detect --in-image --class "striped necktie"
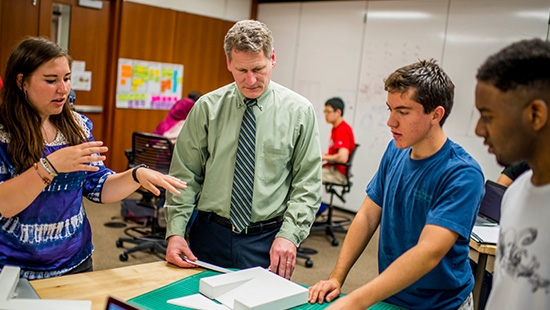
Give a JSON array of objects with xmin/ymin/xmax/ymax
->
[{"xmin": 230, "ymin": 98, "xmax": 257, "ymax": 233}]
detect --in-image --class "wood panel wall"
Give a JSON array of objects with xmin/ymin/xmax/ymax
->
[
  {"xmin": 66, "ymin": 2, "xmax": 112, "ymax": 141},
  {"xmin": 0, "ymin": 0, "xmax": 111, "ymax": 141},
  {"xmin": 108, "ymin": 2, "xmax": 235, "ymax": 172},
  {"xmin": 0, "ymin": 0, "xmax": 40, "ymax": 75},
  {"xmin": 0, "ymin": 0, "xmax": 239, "ymax": 172}
]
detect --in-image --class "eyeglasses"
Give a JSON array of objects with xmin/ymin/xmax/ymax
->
[{"xmin": 323, "ymin": 109, "xmax": 335, "ymax": 114}]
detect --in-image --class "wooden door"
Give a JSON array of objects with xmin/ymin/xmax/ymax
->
[{"xmin": 0, "ymin": 0, "xmax": 41, "ymax": 75}]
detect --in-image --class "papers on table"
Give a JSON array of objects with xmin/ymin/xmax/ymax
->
[
  {"xmin": 471, "ymin": 224, "xmax": 499, "ymax": 245},
  {"xmin": 183, "ymin": 257, "xmax": 234, "ymax": 274}
]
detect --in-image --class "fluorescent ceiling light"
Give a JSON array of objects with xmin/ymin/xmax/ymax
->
[{"xmin": 368, "ymin": 11, "xmax": 431, "ymax": 20}]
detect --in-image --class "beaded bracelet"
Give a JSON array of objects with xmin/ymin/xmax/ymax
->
[
  {"xmin": 132, "ymin": 164, "xmax": 149, "ymax": 183},
  {"xmin": 34, "ymin": 162, "xmax": 52, "ymax": 185},
  {"xmin": 40, "ymin": 157, "xmax": 58, "ymax": 178},
  {"xmin": 44, "ymin": 157, "xmax": 59, "ymax": 175}
]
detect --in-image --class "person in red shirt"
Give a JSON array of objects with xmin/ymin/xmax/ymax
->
[{"xmin": 322, "ymin": 97, "xmax": 356, "ymax": 184}]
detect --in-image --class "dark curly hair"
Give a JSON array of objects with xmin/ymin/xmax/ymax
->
[{"xmin": 477, "ymin": 38, "xmax": 550, "ymax": 92}]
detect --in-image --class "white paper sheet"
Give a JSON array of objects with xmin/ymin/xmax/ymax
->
[{"xmin": 472, "ymin": 225, "xmax": 500, "ymax": 244}]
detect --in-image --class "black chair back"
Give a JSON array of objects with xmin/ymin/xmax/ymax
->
[
  {"xmin": 342, "ymin": 143, "xmax": 360, "ymax": 186},
  {"xmin": 325, "ymin": 144, "xmax": 360, "ymax": 194},
  {"xmin": 129, "ymin": 132, "xmax": 174, "ymax": 174},
  {"xmin": 312, "ymin": 144, "xmax": 360, "ymax": 247}
]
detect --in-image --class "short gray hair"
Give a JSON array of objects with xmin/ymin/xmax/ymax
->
[{"xmin": 224, "ymin": 20, "xmax": 273, "ymax": 62}]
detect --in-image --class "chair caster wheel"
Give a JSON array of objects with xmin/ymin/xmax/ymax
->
[
  {"xmin": 116, "ymin": 240, "xmax": 123, "ymax": 248},
  {"xmin": 119, "ymin": 253, "xmax": 128, "ymax": 261},
  {"xmin": 331, "ymin": 239, "xmax": 339, "ymax": 246},
  {"xmin": 305, "ymin": 259, "xmax": 314, "ymax": 268}
]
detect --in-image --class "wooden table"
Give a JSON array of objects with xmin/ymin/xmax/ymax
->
[
  {"xmin": 30, "ymin": 261, "xmax": 202, "ymax": 310},
  {"xmin": 469, "ymin": 239, "xmax": 496, "ymax": 310}
]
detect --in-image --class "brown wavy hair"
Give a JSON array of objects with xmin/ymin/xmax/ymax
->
[
  {"xmin": 0, "ymin": 37, "xmax": 87, "ymax": 174},
  {"xmin": 384, "ymin": 59, "xmax": 454, "ymax": 126}
]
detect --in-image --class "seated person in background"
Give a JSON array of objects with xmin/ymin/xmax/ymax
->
[
  {"xmin": 0, "ymin": 37, "xmax": 186, "ymax": 280},
  {"xmin": 154, "ymin": 91, "xmax": 202, "ymax": 143},
  {"xmin": 308, "ymin": 59, "xmax": 484, "ymax": 310},
  {"xmin": 321, "ymin": 97, "xmax": 356, "ymax": 185},
  {"xmin": 495, "ymin": 161, "xmax": 530, "ymax": 187}
]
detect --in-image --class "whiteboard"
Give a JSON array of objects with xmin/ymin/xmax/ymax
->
[
  {"xmin": 257, "ymin": 2, "xmax": 301, "ymax": 89},
  {"xmin": 442, "ymin": 0, "xmax": 550, "ymax": 186},
  {"xmin": 351, "ymin": 0, "xmax": 450, "ymax": 212},
  {"xmin": 258, "ymin": 0, "xmax": 550, "ymax": 213},
  {"xmin": 291, "ymin": 1, "xmax": 367, "ymax": 154}
]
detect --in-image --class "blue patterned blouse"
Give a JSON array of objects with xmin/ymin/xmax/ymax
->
[{"xmin": 0, "ymin": 112, "xmax": 114, "ymax": 279}]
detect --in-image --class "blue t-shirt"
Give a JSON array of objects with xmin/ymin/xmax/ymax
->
[
  {"xmin": 367, "ymin": 139, "xmax": 484, "ymax": 310},
  {"xmin": 0, "ymin": 113, "xmax": 114, "ymax": 279}
]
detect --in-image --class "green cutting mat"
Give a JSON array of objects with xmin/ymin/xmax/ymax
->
[{"xmin": 128, "ymin": 270, "xmax": 406, "ymax": 310}]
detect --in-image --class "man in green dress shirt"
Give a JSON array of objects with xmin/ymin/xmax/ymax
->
[{"xmin": 164, "ymin": 20, "xmax": 322, "ymax": 279}]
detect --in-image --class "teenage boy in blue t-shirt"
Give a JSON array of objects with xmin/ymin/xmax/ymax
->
[{"xmin": 309, "ymin": 59, "xmax": 484, "ymax": 310}]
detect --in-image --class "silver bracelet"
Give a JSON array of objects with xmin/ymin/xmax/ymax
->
[{"xmin": 40, "ymin": 158, "xmax": 58, "ymax": 178}]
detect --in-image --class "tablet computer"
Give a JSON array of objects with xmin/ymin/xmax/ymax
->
[{"xmin": 105, "ymin": 296, "xmax": 143, "ymax": 310}]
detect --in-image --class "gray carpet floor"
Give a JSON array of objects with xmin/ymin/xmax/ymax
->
[{"xmin": 85, "ymin": 195, "xmax": 379, "ymax": 294}]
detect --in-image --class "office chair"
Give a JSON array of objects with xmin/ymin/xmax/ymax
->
[
  {"xmin": 311, "ymin": 144, "xmax": 360, "ymax": 246},
  {"xmin": 296, "ymin": 247, "xmax": 315, "ymax": 268},
  {"xmin": 116, "ymin": 132, "xmax": 174, "ymax": 261}
]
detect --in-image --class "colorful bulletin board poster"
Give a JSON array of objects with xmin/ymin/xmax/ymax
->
[{"xmin": 116, "ymin": 58, "xmax": 184, "ymax": 110}]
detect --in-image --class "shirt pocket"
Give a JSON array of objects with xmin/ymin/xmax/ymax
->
[{"xmin": 258, "ymin": 145, "xmax": 291, "ymax": 182}]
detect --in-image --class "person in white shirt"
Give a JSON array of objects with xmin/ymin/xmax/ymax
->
[{"xmin": 475, "ymin": 38, "xmax": 550, "ymax": 309}]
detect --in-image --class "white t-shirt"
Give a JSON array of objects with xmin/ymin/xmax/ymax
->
[{"xmin": 486, "ymin": 170, "xmax": 550, "ymax": 309}]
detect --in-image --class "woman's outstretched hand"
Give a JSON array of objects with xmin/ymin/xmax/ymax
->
[{"xmin": 133, "ymin": 168, "xmax": 187, "ymax": 196}]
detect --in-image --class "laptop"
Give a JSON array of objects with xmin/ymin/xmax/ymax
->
[
  {"xmin": 475, "ymin": 180, "xmax": 507, "ymax": 225},
  {"xmin": 105, "ymin": 296, "xmax": 144, "ymax": 310}
]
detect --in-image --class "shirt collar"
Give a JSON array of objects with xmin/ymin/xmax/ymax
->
[{"xmin": 236, "ymin": 82, "xmax": 272, "ymax": 111}]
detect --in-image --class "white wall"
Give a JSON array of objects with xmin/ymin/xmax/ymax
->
[
  {"xmin": 259, "ymin": 0, "xmax": 550, "ymax": 212},
  {"xmin": 125, "ymin": 0, "xmax": 252, "ymax": 21}
]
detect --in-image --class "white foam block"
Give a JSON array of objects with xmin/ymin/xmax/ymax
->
[
  {"xmin": 200, "ymin": 267, "xmax": 308, "ymax": 310},
  {"xmin": 199, "ymin": 267, "xmax": 259, "ymax": 299},
  {"xmin": 167, "ymin": 294, "xmax": 230, "ymax": 310}
]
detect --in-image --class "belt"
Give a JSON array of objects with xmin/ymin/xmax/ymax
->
[{"xmin": 201, "ymin": 211, "xmax": 283, "ymax": 235}]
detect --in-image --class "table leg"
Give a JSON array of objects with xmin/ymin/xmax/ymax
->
[{"xmin": 473, "ymin": 253, "xmax": 488, "ymax": 310}]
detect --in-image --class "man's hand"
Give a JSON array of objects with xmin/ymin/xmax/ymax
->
[
  {"xmin": 165, "ymin": 235, "xmax": 198, "ymax": 267},
  {"xmin": 308, "ymin": 278, "xmax": 342, "ymax": 304},
  {"xmin": 269, "ymin": 237, "xmax": 296, "ymax": 279}
]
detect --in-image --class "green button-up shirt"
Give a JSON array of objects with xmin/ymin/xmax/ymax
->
[{"xmin": 165, "ymin": 81, "xmax": 322, "ymax": 246}]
